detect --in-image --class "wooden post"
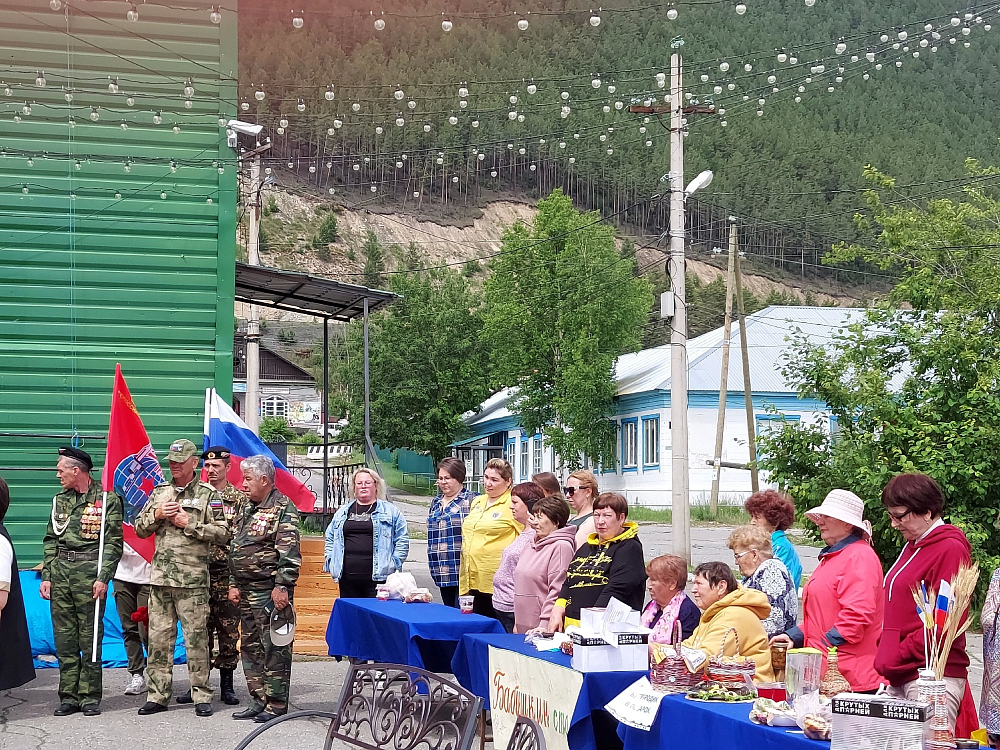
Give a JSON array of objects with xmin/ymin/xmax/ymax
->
[
  {"xmin": 709, "ymin": 219, "xmax": 737, "ymax": 513},
  {"xmin": 734, "ymin": 241, "xmax": 760, "ymax": 493}
]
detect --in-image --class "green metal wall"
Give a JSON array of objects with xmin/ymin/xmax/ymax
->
[{"xmin": 0, "ymin": 0, "xmax": 238, "ymax": 565}]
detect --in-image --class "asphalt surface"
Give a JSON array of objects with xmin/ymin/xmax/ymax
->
[{"xmin": 1, "ymin": 495, "xmax": 984, "ymax": 749}]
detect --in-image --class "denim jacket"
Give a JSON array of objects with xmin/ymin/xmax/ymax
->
[{"xmin": 323, "ymin": 498, "xmax": 409, "ymax": 582}]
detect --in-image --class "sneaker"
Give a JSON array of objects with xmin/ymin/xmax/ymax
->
[{"xmin": 124, "ymin": 673, "xmax": 147, "ymax": 695}]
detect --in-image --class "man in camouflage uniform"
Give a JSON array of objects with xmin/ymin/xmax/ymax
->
[
  {"xmin": 134, "ymin": 439, "xmax": 229, "ymax": 717},
  {"xmin": 175, "ymin": 446, "xmax": 243, "ymax": 706},
  {"xmin": 228, "ymin": 454, "xmax": 301, "ymax": 723},
  {"xmin": 40, "ymin": 446, "xmax": 123, "ymax": 717}
]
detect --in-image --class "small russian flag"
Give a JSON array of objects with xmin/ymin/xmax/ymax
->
[{"xmin": 935, "ymin": 579, "xmax": 952, "ymax": 629}]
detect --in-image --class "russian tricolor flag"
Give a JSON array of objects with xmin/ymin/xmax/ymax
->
[
  {"xmin": 203, "ymin": 389, "xmax": 317, "ymax": 512},
  {"xmin": 935, "ymin": 579, "xmax": 952, "ymax": 629}
]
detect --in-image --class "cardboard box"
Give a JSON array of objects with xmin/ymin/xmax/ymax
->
[
  {"xmin": 570, "ymin": 630, "xmax": 650, "ymax": 672},
  {"xmin": 579, "ymin": 607, "xmax": 640, "ymax": 632}
]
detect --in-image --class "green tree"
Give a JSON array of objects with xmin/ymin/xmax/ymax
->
[
  {"xmin": 335, "ymin": 265, "xmax": 490, "ymax": 462},
  {"xmin": 315, "ymin": 212, "xmax": 339, "ymax": 245},
  {"xmin": 362, "ymin": 230, "xmax": 386, "ymax": 288},
  {"xmin": 259, "ymin": 416, "xmax": 295, "ymax": 443},
  {"xmin": 482, "ymin": 189, "xmax": 653, "ymax": 469},
  {"xmin": 759, "ymin": 162, "xmax": 1000, "ymax": 609}
]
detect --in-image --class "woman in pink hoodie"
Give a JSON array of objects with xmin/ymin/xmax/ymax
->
[
  {"xmin": 513, "ymin": 495, "xmax": 577, "ymax": 633},
  {"xmin": 877, "ymin": 473, "xmax": 974, "ymax": 736}
]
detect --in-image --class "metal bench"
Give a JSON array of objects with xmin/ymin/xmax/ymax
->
[
  {"xmin": 505, "ymin": 717, "xmax": 546, "ymax": 750},
  {"xmin": 234, "ymin": 662, "xmax": 483, "ymax": 750}
]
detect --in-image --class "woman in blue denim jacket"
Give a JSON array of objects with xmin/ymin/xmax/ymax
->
[{"xmin": 324, "ymin": 468, "xmax": 409, "ymax": 598}]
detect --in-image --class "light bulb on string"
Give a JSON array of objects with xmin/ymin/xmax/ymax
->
[
  {"xmin": 458, "ymin": 86, "xmax": 469, "ymax": 98},
  {"xmin": 325, "ymin": 86, "xmax": 335, "ymax": 101},
  {"xmin": 667, "ymin": 7, "xmax": 678, "ymax": 20},
  {"xmin": 277, "ymin": 127, "xmax": 285, "ymax": 135},
  {"xmin": 509, "ymin": 95, "xmax": 518, "ymax": 104},
  {"xmin": 508, "ymin": 111, "xmax": 517, "ymax": 120},
  {"xmin": 744, "ymin": 63, "xmax": 753, "ymax": 71},
  {"xmin": 374, "ymin": 17, "xmax": 385, "ymax": 30},
  {"xmin": 517, "ymin": 114, "xmax": 524, "ymax": 122},
  {"xmin": 777, "ymin": 51, "xmax": 787, "ymax": 63},
  {"xmin": 442, "ymin": 18, "xmax": 453, "ymax": 31},
  {"xmin": 126, "ymin": 95, "xmax": 135, "ymax": 106},
  {"xmin": 26, "ymin": 157, "xmax": 33, "ymax": 167},
  {"xmin": 292, "ymin": 11, "xmax": 304, "ymax": 29},
  {"xmin": 109, "ymin": 77, "xmax": 119, "ymax": 94},
  {"xmin": 352, "ymin": 102, "xmax": 360, "ymax": 112},
  {"xmin": 21, "ymin": 185, "xmax": 29, "ymax": 194},
  {"xmin": 767, "ymin": 74, "xmax": 776, "ymax": 84},
  {"xmin": 836, "ymin": 41, "xmax": 847, "ymax": 54},
  {"xmin": 592, "ymin": 77, "xmax": 602, "ymax": 88},
  {"xmin": 608, "ymin": 83, "xmax": 616, "ymax": 93},
  {"xmin": 160, "ymin": 191, "xmax": 167, "ymax": 199},
  {"xmin": 449, "ymin": 115, "xmax": 458, "ymax": 125},
  {"xmin": 327, "ymin": 127, "xmax": 335, "ymax": 135},
  {"xmin": 287, "ymin": 161, "xmax": 294, "ymax": 169},
  {"xmin": 375, "ymin": 126, "xmax": 383, "ymax": 134},
  {"xmin": 124, "ymin": 160, "xmax": 131, "ymax": 173},
  {"xmin": 22, "ymin": 103, "xmax": 31, "ymax": 116},
  {"xmin": 68, "ymin": 116, "xmax": 75, "ymax": 128},
  {"xmin": 517, "ymin": 18, "xmax": 529, "ymax": 31},
  {"xmin": 459, "ymin": 100, "xmax": 467, "ymax": 108},
  {"xmin": 590, "ymin": 12, "xmax": 601, "ymax": 27},
  {"xmin": 255, "ymin": 88, "xmax": 265, "ymax": 101},
  {"xmin": 471, "ymin": 120, "xmax": 479, "ymax": 127},
  {"xmin": 898, "ymin": 30, "xmax": 907, "ymax": 40},
  {"xmin": 279, "ymin": 117, "xmax": 288, "ymax": 129},
  {"xmin": 962, "ymin": 26, "xmax": 971, "ymax": 35},
  {"xmin": 50, "ymin": 0, "xmax": 62, "ymax": 9},
  {"xmin": 173, "ymin": 125, "xmax": 180, "ymax": 134},
  {"xmin": 491, "ymin": 170, "xmax": 497, "ymax": 177},
  {"xmin": 153, "ymin": 111, "xmax": 162, "ymax": 124},
  {"xmin": 866, "ymin": 51, "xmax": 876, "ymax": 62},
  {"xmin": 423, "ymin": 123, "xmax": 431, "ymax": 132},
  {"xmin": 615, "ymin": 100, "xmax": 623, "ymax": 109},
  {"xmin": 394, "ymin": 89, "xmax": 404, "ymax": 101},
  {"xmin": 395, "ymin": 117, "xmax": 404, "ymax": 126},
  {"xmin": 210, "ymin": 6, "xmax": 222, "ymax": 24},
  {"xmin": 790, "ymin": 55, "xmax": 798, "ymax": 63},
  {"xmin": 127, "ymin": 3, "xmax": 139, "ymax": 22},
  {"xmin": 735, "ymin": 2, "xmax": 746, "ymax": 14},
  {"xmin": 120, "ymin": 121, "xmax": 128, "ymax": 130},
  {"xmin": 719, "ymin": 61, "xmax": 730, "ymax": 72},
  {"xmin": 603, "ymin": 104, "xmax": 610, "ymax": 113},
  {"xmin": 184, "ymin": 78, "xmax": 195, "ymax": 98},
  {"xmin": 3, "ymin": 84, "xmax": 11, "ymax": 97},
  {"xmin": 876, "ymin": 63, "xmax": 883, "ymax": 69},
  {"xmin": 35, "ymin": 71, "xmax": 46, "ymax": 87},
  {"xmin": 219, "ymin": 117, "xmax": 226, "ymax": 127},
  {"xmin": 297, "ymin": 99, "xmax": 306, "ymax": 112},
  {"xmin": 527, "ymin": 83, "xmax": 537, "ymax": 94},
  {"xmin": 308, "ymin": 165, "xmax": 316, "ymax": 173},
  {"xmin": 561, "ymin": 91, "xmax": 570, "ymax": 100}
]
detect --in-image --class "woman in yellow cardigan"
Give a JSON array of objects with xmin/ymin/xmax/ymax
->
[
  {"xmin": 459, "ymin": 458, "xmax": 523, "ymax": 618},
  {"xmin": 682, "ymin": 561, "xmax": 775, "ymax": 683}
]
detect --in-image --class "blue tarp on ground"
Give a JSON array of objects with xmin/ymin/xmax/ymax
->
[{"xmin": 20, "ymin": 570, "xmax": 187, "ymax": 668}]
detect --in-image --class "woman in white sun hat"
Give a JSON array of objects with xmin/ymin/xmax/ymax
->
[{"xmin": 770, "ymin": 489, "xmax": 884, "ymax": 693}]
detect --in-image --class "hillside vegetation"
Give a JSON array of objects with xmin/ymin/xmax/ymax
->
[{"xmin": 237, "ymin": 0, "xmax": 1000, "ymax": 268}]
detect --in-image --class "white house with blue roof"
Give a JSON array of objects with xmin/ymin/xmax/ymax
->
[{"xmin": 453, "ymin": 305, "xmax": 865, "ymax": 507}]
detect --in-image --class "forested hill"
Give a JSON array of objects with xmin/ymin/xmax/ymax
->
[{"xmin": 237, "ymin": 0, "xmax": 1000, "ymax": 253}]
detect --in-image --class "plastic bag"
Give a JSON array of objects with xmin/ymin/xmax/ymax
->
[
  {"xmin": 384, "ymin": 572, "xmax": 418, "ymax": 601},
  {"xmin": 794, "ymin": 690, "xmax": 832, "ymax": 740}
]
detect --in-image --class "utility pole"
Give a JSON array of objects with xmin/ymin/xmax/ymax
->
[
  {"xmin": 243, "ymin": 142, "xmax": 271, "ymax": 434},
  {"xmin": 734, "ymin": 247, "xmax": 760, "ymax": 493},
  {"xmin": 709, "ymin": 219, "xmax": 738, "ymax": 513},
  {"xmin": 666, "ymin": 52, "xmax": 692, "ymax": 562}
]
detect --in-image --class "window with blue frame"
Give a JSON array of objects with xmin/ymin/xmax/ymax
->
[
  {"xmin": 642, "ymin": 416, "xmax": 660, "ymax": 469},
  {"xmin": 621, "ymin": 418, "xmax": 639, "ymax": 471},
  {"xmin": 519, "ymin": 436, "xmax": 529, "ymax": 479},
  {"xmin": 532, "ymin": 436, "xmax": 543, "ymax": 475},
  {"xmin": 505, "ymin": 438, "xmax": 517, "ymax": 473}
]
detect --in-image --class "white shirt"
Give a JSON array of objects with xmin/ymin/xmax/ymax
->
[
  {"xmin": 0, "ymin": 534, "xmax": 13, "ymax": 592},
  {"xmin": 917, "ymin": 517, "xmax": 945, "ymax": 543},
  {"xmin": 114, "ymin": 542, "xmax": 152, "ymax": 584}
]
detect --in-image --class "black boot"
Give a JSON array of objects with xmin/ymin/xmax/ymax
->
[
  {"xmin": 175, "ymin": 689, "xmax": 193, "ymax": 704},
  {"xmin": 220, "ymin": 668, "xmax": 239, "ymax": 706}
]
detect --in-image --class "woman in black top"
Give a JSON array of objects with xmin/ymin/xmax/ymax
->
[
  {"xmin": 0, "ymin": 475, "xmax": 35, "ymax": 690},
  {"xmin": 339, "ymin": 473, "xmax": 379, "ymax": 598}
]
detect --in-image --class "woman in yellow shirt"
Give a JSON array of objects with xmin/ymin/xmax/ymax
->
[{"xmin": 460, "ymin": 458, "xmax": 522, "ymax": 617}]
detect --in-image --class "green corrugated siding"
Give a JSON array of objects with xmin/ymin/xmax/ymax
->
[{"xmin": 0, "ymin": 0, "xmax": 238, "ymax": 565}]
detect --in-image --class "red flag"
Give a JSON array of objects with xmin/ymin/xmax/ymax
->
[{"xmin": 103, "ymin": 364, "xmax": 164, "ymax": 562}]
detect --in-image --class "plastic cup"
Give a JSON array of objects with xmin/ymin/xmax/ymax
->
[{"xmin": 459, "ymin": 595, "xmax": 474, "ymax": 614}]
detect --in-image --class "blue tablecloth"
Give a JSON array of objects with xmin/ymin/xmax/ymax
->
[
  {"xmin": 325, "ymin": 598, "xmax": 505, "ymax": 673},
  {"xmin": 451, "ymin": 632, "xmax": 647, "ymax": 750},
  {"xmin": 619, "ymin": 693, "xmax": 828, "ymax": 750}
]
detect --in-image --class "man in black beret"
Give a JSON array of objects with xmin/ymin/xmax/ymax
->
[{"xmin": 40, "ymin": 447, "xmax": 123, "ymax": 717}]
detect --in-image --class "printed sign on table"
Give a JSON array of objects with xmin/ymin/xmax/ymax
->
[
  {"xmin": 489, "ymin": 646, "xmax": 584, "ymax": 750},
  {"xmin": 605, "ymin": 676, "xmax": 666, "ymax": 731}
]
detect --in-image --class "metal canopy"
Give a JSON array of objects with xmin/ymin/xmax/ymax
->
[{"xmin": 234, "ymin": 262, "xmax": 398, "ymax": 321}]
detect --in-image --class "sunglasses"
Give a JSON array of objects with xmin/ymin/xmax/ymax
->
[{"xmin": 564, "ymin": 486, "xmax": 584, "ymax": 495}]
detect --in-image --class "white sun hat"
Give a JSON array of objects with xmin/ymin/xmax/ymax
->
[{"xmin": 805, "ymin": 489, "xmax": 872, "ymax": 539}]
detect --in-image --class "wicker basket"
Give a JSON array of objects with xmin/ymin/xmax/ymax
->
[
  {"xmin": 649, "ymin": 620, "xmax": 698, "ymax": 694},
  {"xmin": 706, "ymin": 628, "xmax": 756, "ymax": 687}
]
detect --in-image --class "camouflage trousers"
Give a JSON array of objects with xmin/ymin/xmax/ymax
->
[
  {"xmin": 236, "ymin": 582, "xmax": 292, "ymax": 713},
  {"xmin": 113, "ymin": 579, "xmax": 149, "ymax": 676},
  {"xmin": 208, "ymin": 568, "xmax": 240, "ymax": 670},
  {"xmin": 147, "ymin": 585, "xmax": 212, "ymax": 706},
  {"xmin": 50, "ymin": 561, "xmax": 106, "ymax": 707}
]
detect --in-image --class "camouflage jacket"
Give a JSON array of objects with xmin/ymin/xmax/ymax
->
[
  {"xmin": 135, "ymin": 479, "xmax": 229, "ymax": 588},
  {"xmin": 209, "ymin": 483, "xmax": 246, "ymax": 568},
  {"xmin": 41, "ymin": 482, "xmax": 124, "ymax": 584},
  {"xmin": 229, "ymin": 488, "xmax": 301, "ymax": 590}
]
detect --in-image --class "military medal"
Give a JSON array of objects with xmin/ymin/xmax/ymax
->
[{"xmin": 50, "ymin": 496, "xmax": 71, "ymax": 536}]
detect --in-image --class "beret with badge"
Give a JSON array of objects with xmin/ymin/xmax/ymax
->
[
  {"xmin": 58, "ymin": 445, "xmax": 94, "ymax": 471},
  {"xmin": 201, "ymin": 445, "xmax": 231, "ymax": 460}
]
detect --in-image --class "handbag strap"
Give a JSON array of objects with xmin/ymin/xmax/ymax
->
[{"xmin": 716, "ymin": 627, "xmax": 740, "ymax": 657}]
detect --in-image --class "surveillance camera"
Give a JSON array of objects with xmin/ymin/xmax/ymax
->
[{"xmin": 228, "ymin": 120, "xmax": 263, "ymax": 137}]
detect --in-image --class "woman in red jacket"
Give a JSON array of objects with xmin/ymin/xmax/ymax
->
[
  {"xmin": 876, "ymin": 473, "xmax": 973, "ymax": 735},
  {"xmin": 771, "ymin": 489, "xmax": 883, "ymax": 692}
]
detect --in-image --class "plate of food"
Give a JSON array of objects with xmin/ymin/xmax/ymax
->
[{"xmin": 686, "ymin": 683, "xmax": 756, "ymax": 703}]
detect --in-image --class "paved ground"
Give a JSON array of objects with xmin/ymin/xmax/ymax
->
[{"xmin": 1, "ymin": 494, "xmax": 984, "ymax": 748}]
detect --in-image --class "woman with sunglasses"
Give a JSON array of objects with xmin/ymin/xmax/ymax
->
[
  {"xmin": 876, "ymin": 473, "xmax": 975, "ymax": 737},
  {"xmin": 564, "ymin": 470, "xmax": 598, "ymax": 549}
]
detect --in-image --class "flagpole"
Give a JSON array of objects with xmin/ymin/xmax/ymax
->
[{"xmin": 91, "ymin": 490, "xmax": 107, "ymax": 662}]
